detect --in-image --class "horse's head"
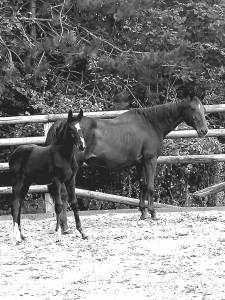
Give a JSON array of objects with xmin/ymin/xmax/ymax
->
[
  {"xmin": 183, "ymin": 96, "xmax": 208, "ymax": 137},
  {"xmin": 67, "ymin": 109, "xmax": 85, "ymax": 151}
]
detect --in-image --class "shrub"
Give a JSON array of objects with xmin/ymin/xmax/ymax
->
[{"xmin": 156, "ymin": 137, "xmax": 225, "ymax": 207}]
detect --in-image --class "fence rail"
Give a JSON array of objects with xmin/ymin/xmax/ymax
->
[
  {"xmin": 0, "ymin": 104, "xmax": 224, "ymax": 125},
  {"xmin": 1, "ymin": 154, "xmax": 225, "ymax": 172},
  {"xmin": 1, "ymin": 104, "xmax": 225, "ymax": 203},
  {"xmin": 0, "ymin": 185, "xmax": 178, "ymax": 208},
  {"xmin": 1, "ymin": 128, "xmax": 225, "ymax": 147}
]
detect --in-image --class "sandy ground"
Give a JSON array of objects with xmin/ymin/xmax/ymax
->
[{"xmin": 1, "ymin": 209, "xmax": 225, "ymax": 300}]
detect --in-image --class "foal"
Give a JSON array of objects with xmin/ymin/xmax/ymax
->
[{"xmin": 9, "ymin": 109, "xmax": 85, "ymax": 244}]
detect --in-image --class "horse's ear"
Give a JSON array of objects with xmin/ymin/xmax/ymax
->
[
  {"xmin": 68, "ymin": 110, "xmax": 73, "ymax": 122},
  {"xmin": 77, "ymin": 109, "xmax": 83, "ymax": 121}
]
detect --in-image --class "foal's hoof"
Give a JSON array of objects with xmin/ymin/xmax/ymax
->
[
  {"xmin": 82, "ymin": 234, "xmax": 88, "ymax": 240},
  {"xmin": 55, "ymin": 229, "xmax": 62, "ymax": 243},
  {"xmin": 15, "ymin": 240, "xmax": 22, "ymax": 246},
  {"xmin": 55, "ymin": 236, "xmax": 62, "ymax": 244}
]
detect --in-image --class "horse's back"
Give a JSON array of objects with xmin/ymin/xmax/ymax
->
[
  {"xmin": 10, "ymin": 144, "xmax": 51, "ymax": 170},
  {"xmin": 9, "ymin": 145, "xmax": 36, "ymax": 182},
  {"xmin": 9, "ymin": 145, "xmax": 35, "ymax": 167}
]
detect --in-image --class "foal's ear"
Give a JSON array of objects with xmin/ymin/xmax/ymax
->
[
  {"xmin": 68, "ymin": 109, "xmax": 73, "ymax": 122},
  {"xmin": 77, "ymin": 109, "xmax": 83, "ymax": 121}
]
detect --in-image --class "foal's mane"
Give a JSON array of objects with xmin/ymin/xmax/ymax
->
[{"xmin": 52, "ymin": 119, "xmax": 68, "ymax": 145}]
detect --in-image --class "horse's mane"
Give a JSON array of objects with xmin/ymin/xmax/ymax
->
[
  {"xmin": 133, "ymin": 100, "xmax": 183, "ymax": 123},
  {"xmin": 45, "ymin": 119, "xmax": 68, "ymax": 146}
]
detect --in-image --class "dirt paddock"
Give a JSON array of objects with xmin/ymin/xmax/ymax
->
[{"xmin": 1, "ymin": 208, "xmax": 225, "ymax": 299}]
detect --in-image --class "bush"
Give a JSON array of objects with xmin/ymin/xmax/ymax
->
[{"xmin": 156, "ymin": 137, "xmax": 225, "ymax": 207}]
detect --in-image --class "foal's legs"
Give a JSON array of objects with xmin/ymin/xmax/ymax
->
[
  {"xmin": 65, "ymin": 177, "xmax": 88, "ymax": 239},
  {"xmin": 48, "ymin": 179, "xmax": 63, "ymax": 242},
  {"xmin": 138, "ymin": 158, "xmax": 157, "ymax": 220},
  {"xmin": 11, "ymin": 178, "xmax": 29, "ymax": 244},
  {"xmin": 60, "ymin": 183, "xmax": 70, "ymax": 233}
]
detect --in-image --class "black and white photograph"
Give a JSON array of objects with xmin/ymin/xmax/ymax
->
[{"xmin": 0, "ymin": 0, "xmax": 225, "ymax": 299}]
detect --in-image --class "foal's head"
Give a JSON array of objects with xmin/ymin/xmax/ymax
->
[
  {"xmin": 67, "ymin": 109, "xmax": 85, "ymax": 151},
  {"xmin": 183, "ymin": 96, "xmax": 208, "ymax": 137}
]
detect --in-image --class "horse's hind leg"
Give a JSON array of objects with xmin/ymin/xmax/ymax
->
[
  {"xmin": 11, "ymin": 190, "xmax": 21, "ymax": 244},
  {"xmin": 11, "ymin": 178, "xmax": 29, "ymax": 244},
  {"xmin": 138, "ymin": 158, "xmax": 157, "ymax": 220},
  {"xmin": 65, "ymin": 178, "xmax": 87, "ymax": 239},
  {"xmin": 144, "ymin": 158, "xmax": 158, "ymax": 220}
]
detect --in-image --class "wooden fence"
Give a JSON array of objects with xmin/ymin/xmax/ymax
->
[{"xmin": 0, "ymin": 104, "xmax": 225, "ymax": 210}]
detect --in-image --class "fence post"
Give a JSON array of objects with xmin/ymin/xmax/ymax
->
[{"xmin": 43, "ymin": 122, "xmax": 54, "ymax": 214}]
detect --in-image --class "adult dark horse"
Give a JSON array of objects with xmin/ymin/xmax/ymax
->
[
  {"xmin": 9, "ymin": 109, "xmax": 85, "ymax": 244},
  {"xmin": 46, "ymin": 96, "xmax": 208, "ymax": 230}
]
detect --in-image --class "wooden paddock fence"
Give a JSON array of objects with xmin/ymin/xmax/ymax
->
[{"xmin": 0, "ymin": 104, "xmax": 225, "ymax": 211}]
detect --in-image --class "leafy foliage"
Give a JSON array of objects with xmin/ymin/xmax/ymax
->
[{"xmin": 1, "ymin": 0, "xmax": 225, "ymax": 115}]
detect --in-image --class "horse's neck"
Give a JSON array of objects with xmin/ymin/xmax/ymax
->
[
  {"xmin": 81, "ymin": 116, "xmax": 96, "ymax": 140},
  {"xmin": 60, "ymin": 131, "xmax": 74, "ymax": 160},
  {"xmin": 143, "ymin": 102, "xmax": 185, "ymax": 137}
]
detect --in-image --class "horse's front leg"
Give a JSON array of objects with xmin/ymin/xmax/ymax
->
[
  {"xmin": 65, "ymin": 177, "xmax": 88, "ymax": 239},
  {"xmin": 51, "ymin": 179, "xmax": 63, "ymax": 242},
  {"xmin": 138, "ymin": 158, "xmax": 157, "ymax": 220},
  {"xmin": 60, "ymin": 184, "xmax": 70, "ymax": 234},
  {"xmin": 145, "ymin": 157, "xmax": 158, "ymax": 220},
  {"xmin": 137, "ymin": 163, "xmax": 149, "ymax": 220}
]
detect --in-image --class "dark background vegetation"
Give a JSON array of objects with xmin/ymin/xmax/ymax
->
[{"xmin": 1, "ymin": 0, "xmax": 225, "ymax": 214}]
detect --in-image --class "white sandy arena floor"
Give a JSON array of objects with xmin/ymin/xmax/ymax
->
[{"xmin": 1, "ymin": 209, "xmax": 225, "ymax": 299}]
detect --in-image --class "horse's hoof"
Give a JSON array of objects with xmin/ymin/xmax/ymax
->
[
  {"xmin": 140, "ymin": 214, "xmax": 150, "ymax": 220},
  {"xmin": 55, "ymin": 236, "xmax": 62, "ymax": 243},
  {"xmin": 151, "ymin": 213, "xmax": 158, "ymax": 220},
  {"xmin": 21, "ymin": 234, "xmax": 26, "ymax": 240},
  {"xmin": 62, "ymin": 229, "xmax": 73, "ymax": 235},
  {"xmin": 56, "ymin": 239, "xmax": 62, "ymax": 244},
  {"xmin": 55, "ymin": 229, "xmax": 62, "ymax": 243},
  {"xmin": 82, "ymin": 234, "xmax": 88, "ymax": 240},
  {"xmin": 15, "ymin": 240, "xmax": 22, "ymax": 245}
]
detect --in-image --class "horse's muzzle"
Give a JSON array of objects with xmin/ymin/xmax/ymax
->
[
  {"xmin": 79, "ymin": 144, "xmax": 85, "ymax": 151},
  {"xmin": 198, "ymin": 128, "xmax": 208, "ymax": 137}
]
